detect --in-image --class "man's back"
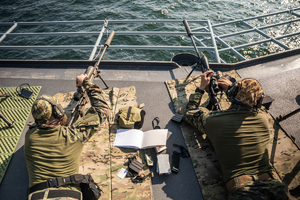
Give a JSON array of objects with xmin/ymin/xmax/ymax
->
[
  {"xmin": 205, "ymin": 107, "xmax": 273, "ymax": 183},
  {"xmin": 24, "ymin": 125, "xmax": 83, "ymax": 189}
]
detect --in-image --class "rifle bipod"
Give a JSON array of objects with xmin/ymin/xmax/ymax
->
[
  {"xmin": 185, "ymin": 56, "xmax": 210, "ymax": 79},
  {"xmin": 92, "ymin": 68, "xmax": 109, "ymax": 89}
]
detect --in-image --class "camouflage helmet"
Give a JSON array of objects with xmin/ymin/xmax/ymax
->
[
  {"xmin": 31, "ymin": 95, "xmax": 57, "ymax": 123},
  {"xmin": 235, "ymin": 78, "xmax": 264, "ymax": 107}
]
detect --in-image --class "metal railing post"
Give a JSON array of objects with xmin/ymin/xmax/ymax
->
[
  {"xmin": 207, "ymin": 21, "xmax": 220, "ymax": 63},
  {"xmin": 0, "ymin": 8, "xmax": 299, "ymax": 62},
  {"xmin": 199, "ymin": 27, "xmax": 246, "ymax": 61},
  {"xmin": 193, "ymin": 36, "xmax": 226, "ymax": 63},
  {"xmin": 0, "ymin": 22, "xmax": 17, "ymax": 43},
  {"xmin": 89, "ymin": 20, "xmax": 108, "ymax": 60}
]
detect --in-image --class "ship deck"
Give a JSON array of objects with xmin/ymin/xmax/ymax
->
[{"xmin": 0, "ymin": 49, "xmax": 299, "ymax": 200}]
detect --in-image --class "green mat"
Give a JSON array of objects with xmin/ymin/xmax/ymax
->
[{"xmin": 0, "ymin": 86, "xmax": 41, "ymax": 184}]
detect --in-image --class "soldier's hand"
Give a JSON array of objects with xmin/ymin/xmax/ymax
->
[
  {"xmin": 217, "ymin": 77, "xmax": 232, "ymax": 91},
  {"xmin": 199, "ymin": 70, "xmax": 214, "ymax": 90},
  {"xmin": 76, "ymin": 74, "xmax": 88, "ymax": 87}
]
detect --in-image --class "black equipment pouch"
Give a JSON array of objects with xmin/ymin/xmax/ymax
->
[
  {"xmin": 171, "ymin": 151, "xmax": 180, "ymax": 174},
  {"xmin": 173, "ymin": 144, "xmax": 190, "ymax": 158},
  {"xmin": 129, "ymin": 158, "xmax": 144, "ymax": 174},
  {"xmin": 126, "ymin": 156, "xmax": 145, "ymax": 178},
  {"xmin": 16, "ymin": 83, "xmax": 34, "ymax": 99},
  {"xmin": 171, "ymin": 113, "xmax": 183, "ymax": 123},
  {"xmin": 80, "ymin": 175, "xmax": 102, "ymax": 200}
]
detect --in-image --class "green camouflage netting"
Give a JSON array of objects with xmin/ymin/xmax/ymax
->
[
  {"xmin": 53, "ymin": 86, "xmax": 152, "ymax": 200},
  {"xmin": 165, "ymin": 70, "xmax": 300, "ymax": 200}
]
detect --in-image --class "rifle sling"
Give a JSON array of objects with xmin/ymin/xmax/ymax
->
[{"xmin": 126, "ymin": 106, "xmax": 132, "ymax": 121}]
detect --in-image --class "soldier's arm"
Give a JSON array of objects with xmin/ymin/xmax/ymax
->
[
  {"xmin": 184, "ymin": 90, "xmax": 211, "ymax": 133},
  {"xmin": 183, "ymin": 70, "xmax": 214, "ymax": 133},
  {"xmin": 186, "ymin": 90, "xmax": 203, "ymax": 110},
  {"xmin": 82, "ymin": 79, "xmax": 110, "ymax": 124},
  {"xmin": 67, "ymin": 75, "xmax": 110, "ymax": 144}
]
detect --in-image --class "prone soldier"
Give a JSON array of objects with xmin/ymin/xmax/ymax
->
[
  {"xmin": 24, "ymin": 74, "xmax": 110, "ymax": 200},
  {"xmin": 184, "ymin": 70, "xmax": 295, "ymax": 200}
]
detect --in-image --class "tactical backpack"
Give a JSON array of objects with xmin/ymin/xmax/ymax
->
[{"xmin": 118, "ymin": 106, "xmax": 146, "ymax": 129}]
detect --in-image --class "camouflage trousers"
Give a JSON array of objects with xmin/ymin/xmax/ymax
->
[
  {"xmin": 28, "ymin": 188, "xmax": 82, "ymax": 200},
  {"xmin": 228, "ymin": 178, "xmax": 295, "ymax": 200}
]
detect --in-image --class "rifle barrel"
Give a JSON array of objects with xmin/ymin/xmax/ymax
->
[
  {"xmin": 105, "ymin": 30, "xmax": 115, "ymax": 48},
  {"xmin": 69, "ymin": 30, "xmax": 115, "ymax": 127},
  {"xmin": 183, "ymin": 20, "xmax": 221, "ymax": 111},
  {"xmin": 183, "ymin": 20, "xmax": 202, "ymax": 64},
  {"xmin": 276, "ymin": 107, "xmax": 300, "ymax": 122},
  {"xmin": 183, "ymin": 19, "xmax": 193, "ymax": 37},
  {"xmin": 95, "ymin": 31, "xmax": 115, "ymax": 69}
]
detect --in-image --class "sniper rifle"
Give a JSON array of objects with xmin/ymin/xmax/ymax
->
[
  {"xmin": 276, "ymin": 107, "xmax": 300, "ymax": 122},
  {"xmin": 183, "ymin": 20, "xmax": 222, "ymax": 111},
  {"xmin": 68, "ymin": 30, "xmax": 115, "ymax": 127}
]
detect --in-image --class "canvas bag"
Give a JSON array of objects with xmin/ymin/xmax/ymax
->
[{"xmin": 118, "ymin": 106, "xmax": 146, "ymax": 129}]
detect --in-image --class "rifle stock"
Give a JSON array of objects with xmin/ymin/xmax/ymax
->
[{"xmin": 68, "ymin": 31, "xmax": 115, "ymax": 127}]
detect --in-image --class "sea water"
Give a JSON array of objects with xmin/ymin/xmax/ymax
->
[{"xmin": 0, "ymin": 0, "xmax": 299, "ymax": 62}]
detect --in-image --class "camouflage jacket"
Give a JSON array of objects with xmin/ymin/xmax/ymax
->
[
  {"xmin": 183, "ymin": 91, "xmax": 273, "ymax": 183},
  {"xmin": 183, "ymin": 91, "xmax": 260, "ymax": 133},
  {"xmin": 24, "ymin": 80, "xmax": 111, "ymax": 189},
  {"xmin": 183, "ymin": 91, "xmax": 214, "ymax": 134}
]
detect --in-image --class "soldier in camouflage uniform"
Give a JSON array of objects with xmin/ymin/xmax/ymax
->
[
  {"xmin": 24, "ymin": 74, "xmax": 110, "ymax": 200},
  {"xmin": 184, "ymin": 70, "xmax": 295, "ymax": 200}
]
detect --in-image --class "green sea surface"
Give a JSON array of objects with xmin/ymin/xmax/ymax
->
[{"xmin": 0, "ymin": 0, "xmax": 299, "ymax": 63}]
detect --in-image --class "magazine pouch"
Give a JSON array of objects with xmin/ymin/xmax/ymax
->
[
  {"xmin": 128, "ymin": 156, "xmax": 144, "ymax": 175},
  {"xmin": 118, "ymin": 106, "xmax": 146, "ymax": 129},
  {"xmin": 80, "ymin": 174, "xmax": 102, "ymax": 200}
]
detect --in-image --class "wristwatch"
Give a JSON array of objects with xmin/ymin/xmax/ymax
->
[{"xmin": 195, "ymin": 87, "xmax": 205, "ymax": 94}]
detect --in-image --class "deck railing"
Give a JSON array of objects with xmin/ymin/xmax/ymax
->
[{"xmin": 0, "ymin": 8, "xmax": 299, "ymax": 63}]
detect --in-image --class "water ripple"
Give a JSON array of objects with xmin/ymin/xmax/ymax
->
[{"xmin": 0, "ymin": 0, "xmax": 299, "ymax": 62}]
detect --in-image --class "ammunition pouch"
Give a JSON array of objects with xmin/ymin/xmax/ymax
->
[
  {"xmin": 129, "ymin": 157, "xmax": 144, "ymax": 174},
  {"xmin": 125, "ymin": 156, "xmax": 150, "ymax": 184}
]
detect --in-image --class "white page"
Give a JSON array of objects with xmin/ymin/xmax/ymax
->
[
  {"xmin": 113, "ymin": 129, "xmax": 144, "ymax": 149},
  {"xmin": 140, "ymin": 129, "xmax": 168, "ymax": 149}
]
